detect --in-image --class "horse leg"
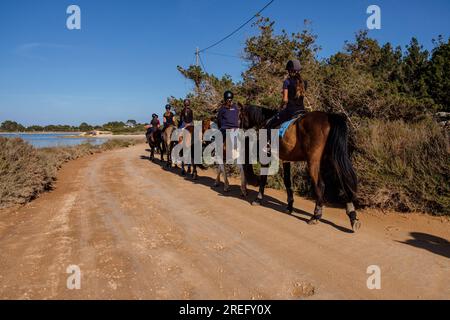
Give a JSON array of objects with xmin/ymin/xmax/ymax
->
[
  {"xmin": 252, "ymin": 172, "xmax": 268, "ymax": 206},
  {"xmin": 150, "ymin": 146, "xmax": 154, "ymax": 161},
  {"xmin": 222, "ymin": 165, "xmax": 230, "ymax": 192},
  {"xmin": 307, "ymin": 158, "xmax": 325, "ymax": 225},
  {"xmin": 283, "ymin": 162, "xmax": 294, "ymax": 214},
  {"xmin": 192, "ymin": 164, "xmax": 198, "ymax": 180},
  {"xmin": 238, "ymin": 164, "xmax": 248, "ymax": 197},
  {"xmin": 181, "ymin": 162, "xmax": 186, "ymax": 176},
  {"xmin": 346, "ymin": 202, "xmax": 361, "ymax": 232},
  {"xmin": 214, "ymin": 165, "xmax": 222, "ymax": 187}
]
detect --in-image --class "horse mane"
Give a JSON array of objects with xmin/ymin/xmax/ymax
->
[{"xmin": 246, "ymin": 105, "xmax": 277, "ymax": 128}]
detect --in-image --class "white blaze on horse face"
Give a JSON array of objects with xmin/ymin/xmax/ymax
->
[
  {"xmin": 66, "ymin": 5, "xmax": 81, "ymax": 30},
  {"xmin": 203, "ymin": 129, "xmax": 223, "ymax": 165},
  {"xmin": 259, "ymin": 129, "xmax": 280, "ymax": 176},
  {"xmin": 366, "ymin": 5, "xmax": 381, "ymax": 30}
]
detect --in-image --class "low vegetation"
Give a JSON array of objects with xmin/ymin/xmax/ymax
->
[
  {"xmin": 0, "ymin": 138, "xmax": 138, "ymax": 209},
  {"xmin": 0, "ymin": 120, "xmax": 146, "ymax": 135}
]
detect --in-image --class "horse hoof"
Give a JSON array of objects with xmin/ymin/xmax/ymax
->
[
  {"xmin": 252, "ymin": 199, "xmax": 262, "ymax": 206},
  {"xmin": 224, "ymin": 187, "xmax": 230, "ymax": 193},
  {"xmin": 285, "ymin": 207, "xmax": 293, "ymax": 214},
  {"xmin": 308, "ymin": 218, "xmax": 320, "ymax": 225},
  {"xmin": 352, "ymin": 220, "xmax": 361, "ymax": 233},
  {"xmin": 192, "ymin": 174, "xmax": 198, "ymax": 180}
]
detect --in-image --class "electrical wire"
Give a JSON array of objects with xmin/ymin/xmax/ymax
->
[{"xmin": 198, "ymin": 0, "xmax": 274, "ymax": 53}]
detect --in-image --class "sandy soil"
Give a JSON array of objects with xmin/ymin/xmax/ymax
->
[{"xmin": 0, "ymin": 144, "xmax": 448, "ymax": 300}]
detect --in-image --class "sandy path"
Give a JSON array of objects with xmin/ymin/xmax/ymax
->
[{"xmin": 0, "ymin": 144, "xmax": 448, "ymax": 300}]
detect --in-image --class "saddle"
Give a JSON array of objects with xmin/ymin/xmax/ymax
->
[{"xmin": 278, "ymin": 112, "xmax": 306, "ymax": 139}]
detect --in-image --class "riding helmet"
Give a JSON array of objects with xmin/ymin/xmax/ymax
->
[
  {"xmin": 224, "ymin": 90, "xmax": 234, "ymax": 101},
  {"xmin": 152, "ymin": 113, "xmax": 158, "ymax": 118},
  {"xmin": 286, "ymin": 59, "xmax": 301, "ymax": 72},
  {"xmin": 165, "ymin": 104, "xmax": 171, "ymax": 110}
]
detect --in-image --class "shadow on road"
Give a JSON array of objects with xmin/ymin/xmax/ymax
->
[
  {"xmin": 140, "ymin": 155, "xmax": 354, "ymax": 234},
  {"xmin": 398, "ymin": 232, "xmax": 450, "ymax": 259}
]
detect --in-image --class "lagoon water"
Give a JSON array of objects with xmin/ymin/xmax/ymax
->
[{"xmin": 0, "ymin": 133, "xmax": 107, "ymax": 148}]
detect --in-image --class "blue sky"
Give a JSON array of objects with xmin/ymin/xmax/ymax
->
[{"xmin": 0, "ymin": 0, "xmax": 449, "ymax": 126}]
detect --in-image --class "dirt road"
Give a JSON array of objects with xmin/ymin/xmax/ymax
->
[{"xmin": 0, "ymin": 144, "xmax": 448, "ymax": 299}]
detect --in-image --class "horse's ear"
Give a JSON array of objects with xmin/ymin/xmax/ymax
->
[{"xmin": 237, "ymin": 102, "xmax": 244, "ymax": 110}]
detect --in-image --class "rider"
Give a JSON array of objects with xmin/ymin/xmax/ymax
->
[
  {"xmin": 217, "ymin": 90, "xmax": 239, "ymax": 141},
  {"xmin": 148, "ymin": 113, "xmax": 161, "ymax": 140},
  {"xmin": 162, "ymin": 104, "xmax": 175, "ymax": 131},
  {"xmin": 266, "ymin": 59, "xmax": 307, "ymax": 136},
  {"xmin": 178, "ymin": 98, "xmax": 194, "ymax": 129}
]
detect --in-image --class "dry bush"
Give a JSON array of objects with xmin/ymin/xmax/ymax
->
[
  {"xmin": 353, "ymin": 118, "xmax": 450, "ymax": 215},
  {"xmin": 0, "ymin": 138, "xmax": 137, "ymax": 208},
  {"xmin": 0, "ymin": 138, "xmax": 48, "ymax": 207}
]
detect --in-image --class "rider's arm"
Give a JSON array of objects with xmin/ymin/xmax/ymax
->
[
  {"xmin": 280, "ymin": 88, "xmax": 289, "ymax": 110},
  {"xmin": 280, "ymin": 79, "xmax": 289, "ymax": 110}
]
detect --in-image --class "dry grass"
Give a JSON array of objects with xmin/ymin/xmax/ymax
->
[
  {"xmin": 0, "ymin": 138, "xmax": 138, "ymax": 208},
  {"xmin": 353, "ymin": 118, "xmax": 449, "ymax": 215}
]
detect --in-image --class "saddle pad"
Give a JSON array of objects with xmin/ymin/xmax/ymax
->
[{"xmin": 279, "ymin": 118, "xmax": 297, "ymax": 139}]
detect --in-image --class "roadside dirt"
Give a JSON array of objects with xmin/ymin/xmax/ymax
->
[{"xmin": 0, "ymin": 144, "xmax": 448, "ymax": 299}]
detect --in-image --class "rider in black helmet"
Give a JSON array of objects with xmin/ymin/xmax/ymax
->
[
  {"xmin": 163, "ymin": 104, "xmax": 175, "ymax": 131},
  {"xmin": 217, "ymin": 90, "xmax": 239, "ymax": 140},
  {"xmin": 265, "ymin": 59, "xmax": 308, "ymax": 145},
  {"xmin": 147, "ymin": 113, "xmax": 161, "ymax": 142}
]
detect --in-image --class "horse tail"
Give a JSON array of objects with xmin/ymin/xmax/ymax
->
[{"xmin": 326, "ymin": 113, "xmax": 358, "ymax": 202}]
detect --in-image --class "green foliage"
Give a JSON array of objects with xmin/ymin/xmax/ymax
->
[
  {"xmin": 1, "ymin": 120, "xmax": 26, "ymax": 132},
  {"xmin": 427, "ymin": 36, "xmax": 450, "ymax": 112}
]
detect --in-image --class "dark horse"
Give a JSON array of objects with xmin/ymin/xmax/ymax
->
[
  {"xmin": 145, "ymin": 127, "xmax": 164, "ymax": 162},
  {"xmin": 239, "ymin": 105, "xmax": 361, "ymax": 232}
]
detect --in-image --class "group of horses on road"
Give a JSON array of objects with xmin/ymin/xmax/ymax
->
[{"xmin": 145, "ymin": 105, "xmax": 361, "ymax": 233}]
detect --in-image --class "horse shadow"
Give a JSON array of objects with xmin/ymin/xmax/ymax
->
[
  {"xmin": 140, "ymin": 155, "xmax": 353, "ymax": 233},
  {"xmin": 397, "ymin": 232, "xmax": 450, "ymax": 259}
]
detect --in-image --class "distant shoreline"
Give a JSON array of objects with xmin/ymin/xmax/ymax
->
[{"xmin": 0, "ymin": 132, "xmax": 82, "ymax": 135}]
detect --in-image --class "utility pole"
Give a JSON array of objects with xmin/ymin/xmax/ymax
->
[{"xmin": 195, "ymin": 47, "xmax": 199, "ymax": 67}]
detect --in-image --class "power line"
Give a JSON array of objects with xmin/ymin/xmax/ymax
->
[
  {"xmin": 203, "ymin": 51, "xmax": 242, "ymax": 59},
  {"xmin": 198, "ymin": 0, "xmax": 274, "ymax": 54}
]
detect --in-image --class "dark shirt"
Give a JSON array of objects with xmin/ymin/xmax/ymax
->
[
  {"xmin": 217, "ymin": 104, "xmax": 239, "ymax": 130},
  {"xmin": 151, "ymin": 118, "xmax": 160, "ymax": 127},
  {"xmin": 164, "ymin": 112, "xmax": 175, "ymax": 126},
  {"xmin": 180, "ymin": 107, "xmax": 193, "ymax": 125},
  {"xmin": 283, "ymin": 78, "xmax": 308, "ymax": 111}
]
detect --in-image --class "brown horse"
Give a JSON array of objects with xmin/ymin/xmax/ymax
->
[
  {"xmin": 162, "ymin": 124, "xmax": 177, "ymax": 168},
  {"xmin": 239, "ymin": 105, "xmax": 361, "ymax": 232}
]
